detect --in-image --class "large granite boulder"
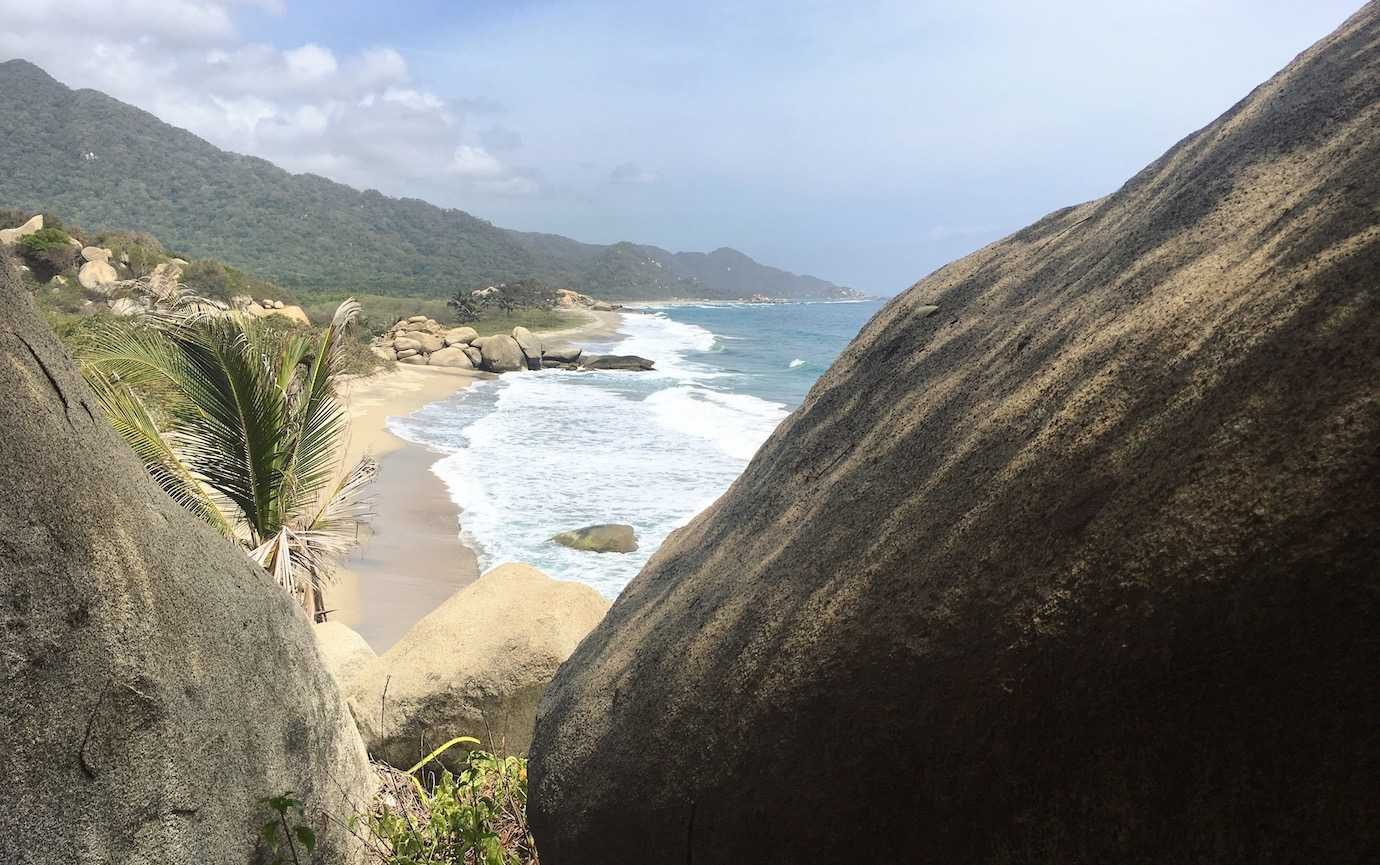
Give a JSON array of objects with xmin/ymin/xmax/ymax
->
[
  {"xmin": 314, "ymin": 621, "xmax": 377, "ymax": 695},
  {"xmin": 512, "ymin": 326, "xmax": 543, "ymax": 370},
  {"xmin": 81, "ymin": 246, "xmax": 113, "ymax": 263},
  {"xmin": 0, "ymin": 213, "xmax": 42, "ymax": 245},
  {"xmin": 444, "ymin": 326, "xmax": 478, "ymax": 346},
  {"xmin": 348, "ymin": 564, "xmax": 609, "ymax": 768},
  {"xmin": 427, "ymin": 346, "xmax": 475, "ymax": 369},
  {"xmin": 413, "ymin": 332, "xmax": 445, "ymax": 353},
  {"xmin": 478, "ymin": 334, "xmax": 525, "ymax": 372},
  {"xmin": 529, "ymin": 9, "xmax": 1380, "ymax": 864},
  {"xmin": 0, "ymin": 251, "xmax": 375, "ymax": 864},
  {"xmin": 551, "ymin": 524, "xmax": 638, "ymax": 553},
  {"xmin": 542, "ymin": 345, "xmax": 582, "ymax": 364},
  {"xmin": 78, "ymin": 259, "xmax": 118, "ymax": 290}
]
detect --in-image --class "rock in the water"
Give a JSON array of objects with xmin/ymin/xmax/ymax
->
[
  {"xmin": 347, "ymin": 564, "xmax": 609, "ymax": 767},
  {"xmin": 528, "ymin": 11, "xmax": 1380, "ymax": 864},
  {"xmin": 479, "ymin": 334, "xmax": 525, "ymax": 372},
  {"xmin": 512, "ymin": 326, "xmax": 543, "ymax": 370},
  {"xmin": 542, "ymin": 345, "xmax": 582, "ymax": 363},
  {"xmin": 80, "ymin": 246, "xmax": 112, "ymax": 263},
  {"xmin": 0, "ymin": 214, "xmax": 42, "ymax": 245},
  {"xmin": 581, "ymin": 354, "xmax": 654, "ymax": 371},
  {"xmin": 551, "ymin": 524, "xmax": 638, "ymax": 553},
  {"xmin": 444, "ymin": 326, "xmax": 478, "ymax": 346},
  {"xmin": 77, "ymin": 259, "xmax": 118, "ymax": 291},
  {"xmin": 0, "ymin": 252, "xmax": 375, "ymax": 864},
  {"xmin": 314, "ymin": 621, "xmax": 377, "ymax": 694},
  {"xmin": 428, "ymin": 346, "xmax": 475, "ymax": 369}
]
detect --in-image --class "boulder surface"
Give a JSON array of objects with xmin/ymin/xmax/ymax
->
[
  {"xmin": 529, "ymin": 9, "xmax": 1380, "ymax": 864},
  {"xmin": 348, "ymin": 564, "xmax": 609, "ymax": 768},
  {"xmin": 77, "ymin": 258, "xmax": 118, "ymax": 290},
  {"xmin": 512, "ymin": 326, "xmax": 543, "ymax": 369},
  {"xmin": 428, "ymin": 346, "xmax": 475, "ymax": 369},
  {"xmin": 314, "ymin": 621, "xmax": 378, "ymax": 695},
  {"xmin": 0, "ymin": 213, "xmax": 42, "ymax": 244},
  {"xmin": 551, "ymin": 524, "xmax": 638, "ymax": 553},
  {"xmin": 0, "ymin": 250, "xmax": 375, "ymax": 864},
  {"xmin": 479, "ymin": 334, "xmax": 525, "ymax": 372}
]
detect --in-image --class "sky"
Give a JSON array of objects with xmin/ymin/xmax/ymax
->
[{"xmin": 0, "ymin": 1, "xmax": 1366, "ymax": 294}]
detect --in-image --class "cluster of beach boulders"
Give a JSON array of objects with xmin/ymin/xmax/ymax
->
[
  {"xmin": 315, "ymin": 564, "xmax": 609, "ymax": 767},
  {"xmin": 227, "ymin": 293, "xmax": 312, "ymax": 325},
  {"xmin": 374, "ymin": 315, "xmax": 654, "ymax": 373}
]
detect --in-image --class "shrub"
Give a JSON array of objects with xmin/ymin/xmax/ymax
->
[
  {"xmin": 363, "ymin": 738, "xmax": 536, "ymax": 865},
  {"xmin": 18, "ymin": 227, "xmax": 80, "ymax": 277}
]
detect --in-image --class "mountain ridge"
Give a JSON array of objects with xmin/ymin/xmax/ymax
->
[{"xmin": 0, "ymin": 58, "xmax": 860, "ymax": 301}]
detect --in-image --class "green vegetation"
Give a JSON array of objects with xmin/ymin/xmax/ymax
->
[
  {"xmin": 302, "ymin": 291, "xmax": 570, "ymax": 338},
  {"xmin": 258, "ymin": 794, "xmax": 317, "ymax": 865},
  {"xmin": 0, "ymin": 58, "xmax": 856, "ymax": 301},
  {"xmin": 79, "ymin": 299, "xmax": 377, "ymax": 619},
  {"xmin": 359, "ymin": 738, "xmax": 536, "ymax": 865}
]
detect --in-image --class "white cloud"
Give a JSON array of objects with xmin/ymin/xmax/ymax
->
[{"xmin": 0, "ymin": 0, "xmax": 537, "ymax": 204}]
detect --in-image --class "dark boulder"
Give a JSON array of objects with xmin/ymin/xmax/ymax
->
[
  {"xmin": 581, "ymin": 354, "xmax": 655, "ymax": 371},
  {"xmin": 528, "ymin": 8, "xmax": 1380, "ymax": 864},
  {"xmin": 551, "ymin": 524, "xmax": 639, "ymax": 553}
]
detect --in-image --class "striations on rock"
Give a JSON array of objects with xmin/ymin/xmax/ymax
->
[{"xmin": 528, "ymin": 9, "xmax": 1380, "ymax": 864}]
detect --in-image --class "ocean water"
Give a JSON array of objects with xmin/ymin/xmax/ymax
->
[{"xmin": 389, "ymin": 298, "xmax": 886, "ymax": 598}]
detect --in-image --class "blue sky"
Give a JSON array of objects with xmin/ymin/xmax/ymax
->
[{"xmin": 0, "ymin": 0, "xmax": 1366, "ymax": 293}]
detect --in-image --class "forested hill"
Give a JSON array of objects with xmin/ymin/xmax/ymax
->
[{"xmin": 0, "ymin": 59, "xmax": 859, "ymax": 300}]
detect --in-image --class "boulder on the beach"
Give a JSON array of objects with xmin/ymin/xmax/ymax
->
[
  {"xmin": 399, "ymin": 354, "xmax": 429, "ymax": 365},
  {"xmin": 347, "ymin": 563, "xmax": 610, "ymax": 768},
  {"xmin": 0, "ymin": 214, "xmax": 42, "ymax": 245},
  {"xmin": 582, "ymin": 354, "xmax": 655, "ymax": 371},
  {"xmin": 444, "ymin": 326, "xmax": 478, "ymax": 346},
  {"xmin": 315, "ymin": 621, "xmax": 377, "ymax": 694},
  {"xmin": 413, "ymin": 332, "xmax": 445, "ymax": 354},
  {"xmin": 512, "ymin": 326, "xmax": 543, "ymax": 370},
  {"xmin": 77, "ymin": 259, "xmax": 118, "ymax": 291},
  {"xmin": 479, "ymin": 334, "xmax": 525, "ymax": 372},
  {"xmin": 527, "ymin": 11, "xmax": 1380, "ymax": 864},
  {"xmin": 0, "ymin": 252, "xmax": 375, "ymax": 864},
  {"xmin": 393, "ymin": 336, "xmax": 423, "ymax": 353},
  {"xmin": 543, "ymin": 345, "xmax": 582, "ymax": 364},
  {"xmin": 428, "ymin": 346, "xmax": 475, "ymax": 369},
  {"xmin": 551, "ymin": 524, "xmax": 638, "ymax": 554},
  {"xmin": 463, "ymin": 346, "xmax": 483, "ymax": 366}
]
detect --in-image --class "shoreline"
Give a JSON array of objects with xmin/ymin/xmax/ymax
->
[{"xmin": 329, "ymin": 308, "xmax": 624, "ymax": 651}]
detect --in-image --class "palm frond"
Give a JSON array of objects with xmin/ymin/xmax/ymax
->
[{"xmin": 83, "ymin": 367, "xmax": 236, "ymax": 539}]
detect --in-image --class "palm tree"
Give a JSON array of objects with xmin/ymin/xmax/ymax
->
[
  {"xmin": 80, "ymin": 300, "xmax": 376, "ymax": 621},
  {"xmin": 447, "ymin": 289, "xmax": 486, "ymax": 324}
]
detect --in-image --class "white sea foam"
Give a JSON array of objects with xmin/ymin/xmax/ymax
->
[
  {"xmin": 387, "ymin": 310, "xmax": 791, "ymax": 597},
  {"xmin": 788, "ymin": 358, "xmax": 806, "ymax": 368}
]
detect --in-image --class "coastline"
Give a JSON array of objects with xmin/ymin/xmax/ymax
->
[{"xmin": 329, "ymin": 308, "xmax": 624, "ymax": 651}]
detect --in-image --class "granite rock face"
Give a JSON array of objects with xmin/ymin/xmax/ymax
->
[
  {"xmin": 529, "ymin": 7, "xmax": 1380, "ymax": 863},
  {"xmin": 0, "ymin": 249, "xmax": 375, "ymax": 864}
]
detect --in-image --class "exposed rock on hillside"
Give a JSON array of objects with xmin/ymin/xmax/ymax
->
[
  {"xmin": 0, "ymin": 250, "xmax": 375, "ymax": 863},
  {"xmin": 529, "ymin": 7, "xmax": 1380, "ymax": 863},
  {"xmin": 0, "ymin": 212, "xmax": 41, "ymax": 244},
  {"xmin": 347, "ymin": 564, "xmax": 609, "ymax": 769}
]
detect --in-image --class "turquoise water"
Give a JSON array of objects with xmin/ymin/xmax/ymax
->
[{"xmin": 390, "ymin": 298, "xmax": 885, "ymax": 597}]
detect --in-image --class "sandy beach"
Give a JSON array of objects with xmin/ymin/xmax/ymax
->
[{"xmin": 329, "ymin": 308, "xmax": 624, "ymax": 650}]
